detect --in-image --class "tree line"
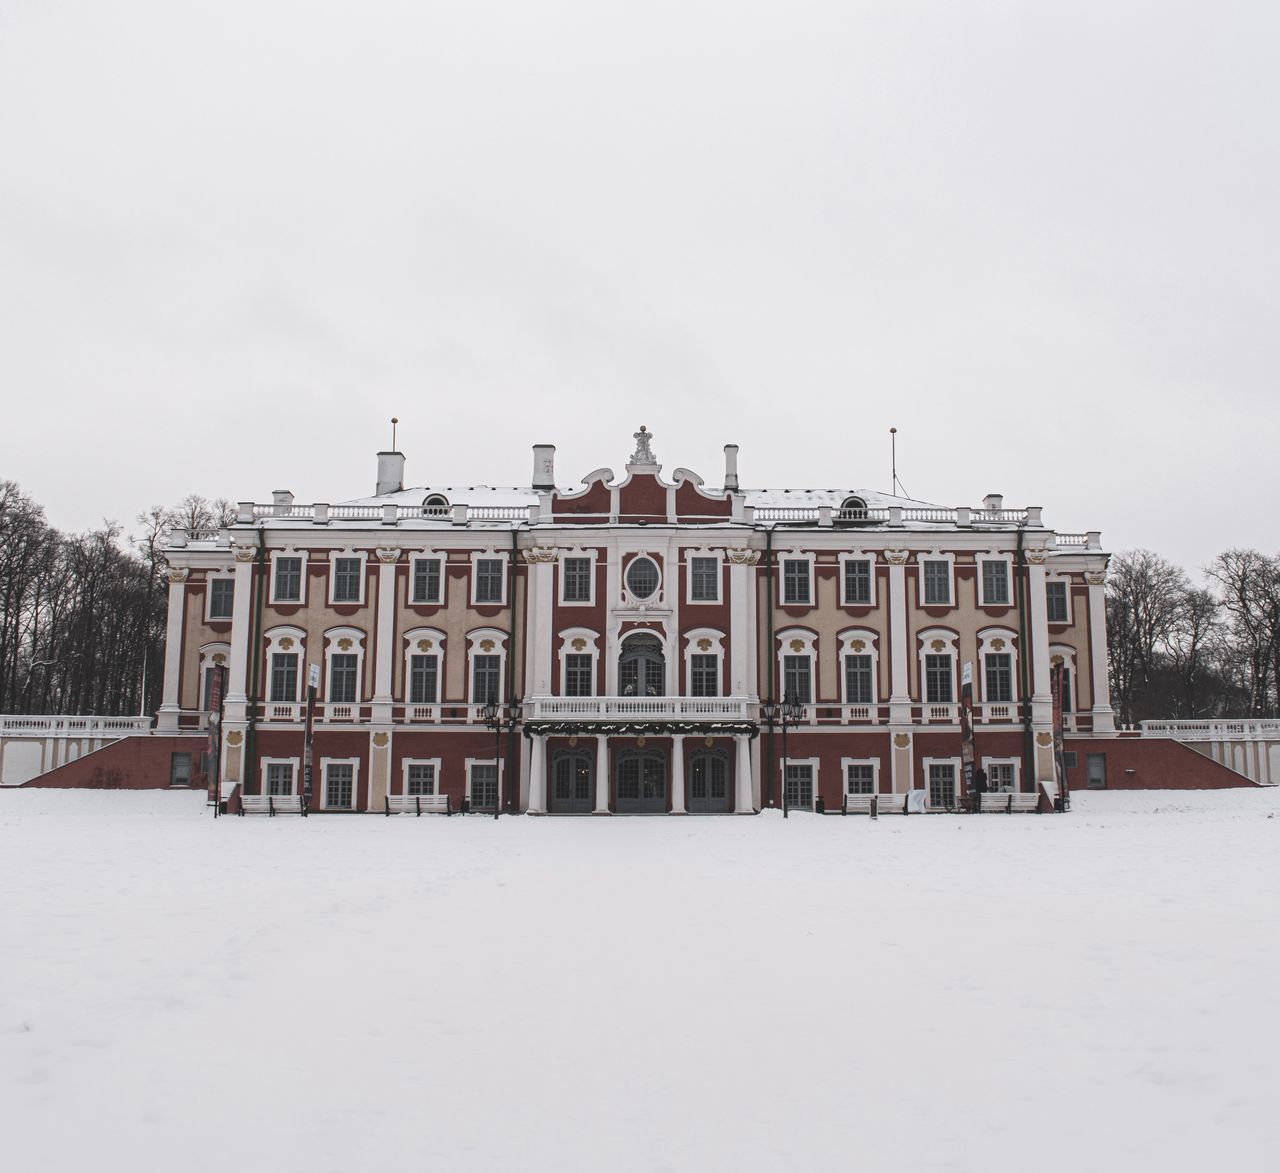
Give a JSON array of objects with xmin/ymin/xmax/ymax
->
[
  {"xmin": 2, "ymin": 478, "xmax": 1277, "ymax": 723},
  {"xmin": 0, "ymin": 481, "xmax": 231, "ymax": 716}
]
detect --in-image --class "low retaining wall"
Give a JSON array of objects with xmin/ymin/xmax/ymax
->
[
  {"xmin": 1064, "ymin": 736, "xmax": 1259, "ymax": 790},
  {"xmin": 21, "ymin": 734, "xmax": 209, "ymax": 790}
]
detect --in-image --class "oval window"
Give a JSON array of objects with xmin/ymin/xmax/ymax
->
[{"xmin": 626, "ymin": 556, "xmax": 660, "ymax": 599}]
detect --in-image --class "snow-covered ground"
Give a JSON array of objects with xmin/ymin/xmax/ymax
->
[{"xmin": 3, "ymin": 789, "xmax": 1278, "ymax": 1173}]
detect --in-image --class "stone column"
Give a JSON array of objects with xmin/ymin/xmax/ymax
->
[
  {"xmin": 670, "ymin": 734, "xmax": 686, "ymax": 813},
  {"xmin": 1025, "ymin": 552, "xmax": 1052, "ymax": 704},
  {"xmin": 1086, "ymin": 570, "xmax": 1116, "ymax": 732},
  {"xmin": 156, "ymin": 567, "xmax": 189, "ymax": 731},
  {"xmin": 224, "ymin": 547, "xmax": 257, "ymax": 713},
  {"xmin": 726, "ymin": 549, "xmax": 760, "ymax": 697},
  {"xmin": 594, "ymin": 734, "xmax": 611, "ymax": 814},
  {"xmin": 527, "ymin": 734, "xmax": 547, "ymax": 814},
  {"xmin": 735, "ymin": 734, "xmax": 754, "ymax": 813},
  {"xmin": 886, "ymin": 551, "xmax": 911, "ymax": 720},
  {"xmin": 371, "ymin": 549, "xmax": 398, "ymax": 713},
  {"xmin": 523, "ymin": 548, "xmax": 558, "ymax": 697}
]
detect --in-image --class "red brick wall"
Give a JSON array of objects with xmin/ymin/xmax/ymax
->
[
  {"xmin": 23, "ymin": 735, "xmax": 207, "ymax": 789},
  {"xmin": 1063, "ymin": 736, "xmax": 1257, "ymax": 789}
]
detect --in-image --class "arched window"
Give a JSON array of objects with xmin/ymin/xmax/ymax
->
[
  {"xmin": 422, "ymin": 494, "xmax": 450, "ymax": 517},
  {"xmin": 619, "ymin": 633, "xmax": 665, "ymax": 697},
  {"xmin": 839, "ymin": 496, "xmax": 868, "ymax": 520}
]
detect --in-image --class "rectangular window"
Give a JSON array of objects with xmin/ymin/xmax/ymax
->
[
  {"xmin": 782, "ymin": 560, "xmax": 811, "ymax": 605},
  {"xmin": 475, "ymin": 558, "xmax": 505, "ymax": 604},
  {"xmin": 843, "ymin": 559, "xmax": 872, "ymax": 605},
  {"xmin": 561, "ymin": 557, "xmax": 592, "ymax": 603},
  {"xmin": 690, "ymin": 653, "xmax": 719, "ymax": 697},
  {"xmin": 985, "ymin": 653, "xmax": 1013, "ymax": 703},
  {"xmin": 329, "ymin": 653, "xmax": 358, "ymax": 704},
  {"xmin": 411, "ymin": 558, "xmax": 442, "ymax": 604},
  {"xmin": 325, "ymin": 762, "xmax": 354, "ymax": 809},
  {"xmin": 470, "ymin": 763, "xmax": 499, "ymax": 811},
  {"xmin": 844, "ymin": 654, "xmax": 874, "ymax": 705},
  {"xmin": 784, "ymin": 763, "xmax": 814, "ymax": 809},
  {"xmin": 407, "ymin": 763, "xmax": 436, "ymax": 796},
  {"xmin": 564, "ymin": 653, "xmax": 594, "ymax": 697},
  {"xmin": 987, "ymin": 762, "xmax": 1016, "ymax": 792},
  {"xmin": 333, "ymin": 558, "xmax": 362, "ymax": 603},
  {"xmin": 1060, "ymin": 668, "xmax": 1073, "ymax": 712},
  {"xmin": 269, "ymin": 653, "xmax": 298, "ymax": 702},
  {"xmin": 1046, "ymin": 580, "xmax": 1069, "ymax": 623},
  {"xmin": 846, "ymin": 763, "xmax": 875, "ymax": 795},
  {"xmin": 408, "ymin": 655, "xmax": 438, "ymax": 704},
  {"xmin": 924, "ymin": 654, "xmax": 953, "ymax": 703},
  {"xmin": 929, "ymin": 763, "xmax": 957, "ymax": 809},
  {"xmin": 208, "ymin": 579, "xmax": 234, "ymax": 619},
  {"xmin": 274, "ymin": 557, "xmax": 302, "ymax": 602},
  {"xmin": 782, "ymin": 655, "xmax": 812, "ymax": 704},
  {"xmin": 170, "ymin": 752, "xmax": 193, "ymax": 786},
  {"xmin": 690, "ymin": 557, "xmax": 719, "ymax": 602},
  {"xmin": 472, "ymin": 654, "xmax": 502, "ymax": 704},
  {"xmin": 981, "ymin": 559, "xmax": 1010, "ymax": 605},
  {"xmin": 267, "ymin": 762, "xmax": 294, "ymax": 796},
  {"xmin": 922, "ymin": 560, "xmax": 951, "ymax": 606}
]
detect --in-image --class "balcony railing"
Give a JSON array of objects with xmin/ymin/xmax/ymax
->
[
  {"xmin": 0, "ymin": 715, "xmax": 153, "ymax": 737},
  {"xmin": 1141, "ymin": 719, "xmax": 1280, "ymax": 741},
  {"xmin": 526, "ymin": 696, "xmax": 752, "ymax": 721}
]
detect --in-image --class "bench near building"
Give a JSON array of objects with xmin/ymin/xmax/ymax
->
[{"xmin": 137, "ymin": 425, "xmax": 1136, "ymax": 815}]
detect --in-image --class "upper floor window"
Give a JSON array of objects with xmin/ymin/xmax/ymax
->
[
  {"xmin": 270, "ymin": 652, "xmax": 299, "ymax": 703},
  {"xmin": 329, "ymin": 654, "xmax": 359, "ymax": 703},
  {"xmin": 690, "ymin": 653, "xmax": 719, "ymax": 697},
  {"xmin": 1046, "ymin": 580, "xmax": 1069, "ymax": 623},
  {"xmin": 274, "ymin": 557, "xmax": 303, "ymax": 602},
  {"xmin": 844, "ymin": 654, "xmax": 874, "ymax": 705},
  {"xmin": 626, "ymin": 556, "xmax": 660, "ymax": 600},
  {"xmin": 412, "ymin": 557, "xmax": 443, "ymax": 605},
  {"xmin": 782, "ymin": 654, "xmax": 812, "ymax": 704},
  {"xmin": 422, "ymin": 494, "xmax": 450, "ymax": 517},
  {"xmin": 922, "ymin": 560, "xmax": 951, "ymax": 606},
  {"xmin": 924, "ymin": 653, "xmax": 953, "ymax": 703},
  {"xmin": 842, "ymin": 559, "xmax": 872, "ymax": 606},
  {"xmin": 981, "ymin": 559, "xmax": 1011, "ymax": 606},
  {"xmin": 475, "ymin": 558, "xmax": 505, "ymax": 605},
  {"xmin": 690, "ymin": 557, "xmax": 719, "ymax": 602},
  {"xmin": 984, "ymin": 653, "xmax": 1013, "ymax": 703},
  {"xmin": 208, "ymin": 578, "xmax": 234, "ymax": 619},
  {"xmin": 472, "ymin": 654, "xmax": 502, "ymax": 704},
  {"xmin": 840, "ymin": 496, "xmax": 868, "ymax": 520},
  {"xmin": 564, "ymin": 653, "xmax": 594, "ymax": 697},
  {"xmin": 562, "ymin": 557, "xmax": 592, "ymax": 603},
  {"xmin": 408, "ymin": 654, "xmax": 439, "ymax": 704},
  {"xmin": 782, "ymin": 559, "xmax": 811, "ymax": 606},
  {"xmin": 333, "ymin": 558, "xmax": 362, "ymax": 603}
]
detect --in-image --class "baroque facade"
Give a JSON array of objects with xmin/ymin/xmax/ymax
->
[{"xmin": 157, "ymin": 427, "xmax": 1114, "ymax": 813}]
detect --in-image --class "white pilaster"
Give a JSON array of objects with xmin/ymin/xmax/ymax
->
[
  {"xmin": 156, "ymin": 568, "xmax": 189, "ymax": 730},
  {"xmin": 886, "ymin": 551, "xmax": 911, "ymax": 721},
  {"xmin": 1026, "ymin": 554, "xmax": 1052, "ymax": 704},
  {"xmin": 594, "ymin": 735, "xmax": 611, "ymax": 813},
  {"xmin": 523, "ymin": 549, "xmax": 557, "ymax": 696},
  {"xmin": 224, "ymin": 549, "xmax": 257, "ymax": 714},
  {"xmin": 527, "ymin": 733, "xmax": 547, "ymax": 814},
  {"xmin": 1087, "ymin": 572, "xmax": 1116, "ymax": 732},
  {"xmin": 735, "ymin": 734, "xmax": 754, "ymax": 813},
  {"xmin": 372, "ymin": 550, "xmax": 398, "ymax": 715},
  {"xmin": 670, "ymin": 734, "xmax": 686, "ymax": 813}
]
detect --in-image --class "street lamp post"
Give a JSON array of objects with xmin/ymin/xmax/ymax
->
[
  {"xmin": 481, "ymin": 694, "xmax": 521, "ymax": 819},
  {"xmin": 761, "ymin": 690, "xmax": 806, "ymax": 817}
]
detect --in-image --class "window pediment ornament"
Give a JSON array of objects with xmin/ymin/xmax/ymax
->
[
  {"xmin": 885, "ymin": 549, "xmax": 910, "ymax": 565},
  {"xmin": 233, "ymin": 544, "xmax": 256, "ymax": 563},
  {"xmin": 1024, "ymin": 548, "xmax": 1049, "ymax": 565},
  {"xmin": 1086, "ymin": 571, "xmax": 1107, "ymax": 586},
  {"xmin": 724, "ymin": 548, "xmax": 760, "ymax": 565},
  {"xmin": 376, "ymin": 547, "xmax": 399, "ymax": 564},
  {"xmin": 523, "ymin": 546, "xmax": 559, "ymax": 564},
  {"xmin": 168, "ymin": 567, "xmax": 190, "ymax": 583},
  {"xmin": 930, "ymin": 639, "xmax": 946, "ymax": 652}
]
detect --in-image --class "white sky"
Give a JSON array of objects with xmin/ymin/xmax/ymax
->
[{"xmin": 1, "ymin": 1, "xmax": 1276, "ymax": 573}]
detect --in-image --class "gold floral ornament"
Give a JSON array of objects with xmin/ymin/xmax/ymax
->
[
  {"xmin": 417, "ymin": 639, "xmax": 433, "ymax": 652},
  {"xmin": 703, "ymin": 736, "xmax": 714, "ymax": 748},
  {"xmin": 991, "ymin": 638, "xmax": 1005, "ymax": 651},
  {"xmin": 849, "ymin": 639, "xmax": 866, "ymax": 653},
  {"xmin": 372, "ymin": 732, "xmax": 389, "ymax": 748},
  {"xmin": 1036, "ymin": 732, "xmax": 1053, "ymax": 747},
  {"xmin": 697, "ymin": 638, "xmax": 712, "ymax": 651},
  {"xmin": 571, "ymin": 638, "xmax": 587, "ymax": 651},
  {"xmin": 212, "ymin": 653, "xmax": 227, "ymax": 666},
  {"xmin": 930, "ymin": 639, "xmax": 945, "ymax": 653},
  {"xmin": 337, "ymin": 638, "xmax": 353, "ymax": 651},
  {"xmin": 1051, "ymin": 654, "xmax": 1064, "ymax": 666},
  {"xmin": 226, "ymin": 731, "xmax": 243, "ymax": 747},
  {"xmin": 789, "ymin": 639, "xmax": 805, "ymax": 653},
  {"xmin": 480, "ymin": 639, "xmax": 495, "ymax": 652},
  {"xmin": 280, "ymin": 638, "xmax": 295, "ymax": 651},
  {"xmin": 893, "ymin": 733, "xmax": 910, "ymax": 749}
]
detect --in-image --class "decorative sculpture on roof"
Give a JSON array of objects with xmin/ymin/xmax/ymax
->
[{"xmin": 629, "ymin": 425, "xmax": 658, "ymax": 467}]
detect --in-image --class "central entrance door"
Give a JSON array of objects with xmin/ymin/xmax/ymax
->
[
  {"xmin": 550, "ymin": 750, "xmax": 594, "ymax": 813},
  {"xmin": 615, "ymin": 749, "xmax": 667, "ymax": 813},
  {"xmin": 688, "ymin": 749, "xmax": 732, "ymax": 813},
  {"xmin": 619, "ymin": 634, "xmax": 666, "ymax": 697}
]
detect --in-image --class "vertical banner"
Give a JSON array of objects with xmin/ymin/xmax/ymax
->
[
  {"xmin": 304, "ymin": 662, "xmax": 320, "ymax": 809},
  {"xmin": 1051, "ymin": 662, "xmax": 1068, "ymax": 807},
  {"xmin": 205, "ymin": 665, "xmax": 226, "ymax": 811},
  {"xmin": 960, "ymin": 660, "xmax": 975, "ymax": 801}
]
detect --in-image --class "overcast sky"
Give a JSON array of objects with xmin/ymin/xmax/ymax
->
[{"xmin": 1, "ymin": 1, "xmax": 1276, "ymax": 574}]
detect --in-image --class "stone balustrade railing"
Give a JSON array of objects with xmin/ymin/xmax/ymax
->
[
  {"xmin": 1141, "ymin": 719, "xmax": 1280, "ymax": 741},
  {"xmin": 0, "ymin": 715, "xmax": 153, "ymax": 737}
]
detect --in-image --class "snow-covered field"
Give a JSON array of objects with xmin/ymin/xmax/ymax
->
[{"xmin": 3, "ymin": 789, "xmax": 1278, "ymax": 1173}]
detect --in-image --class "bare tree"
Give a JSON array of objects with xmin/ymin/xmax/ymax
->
[{"xmin": 1106, "ymin": 550, "xmax": 1191, "ymax": 725}]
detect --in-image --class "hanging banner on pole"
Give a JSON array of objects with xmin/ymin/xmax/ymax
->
[
  {"xmin": 1052, "ymin": 662, "xmax": 1068, "ymax": 807},
  {"xmin": 960, "ymin": 661, "xmax": 975, "ymax": 798},
  {"xmin": 205, "ymin": 665, "xmax": 226, "ymax": 811}
]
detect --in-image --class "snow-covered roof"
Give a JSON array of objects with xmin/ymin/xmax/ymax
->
[{"xmin": 340, "ymin": 485, "xmax": 541, "ymax": 508}]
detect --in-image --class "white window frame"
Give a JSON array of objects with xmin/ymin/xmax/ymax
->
[
  {"xmin": 269, "ymin": 550, "xmax": 307, "ymax": 605},
  {"xmin": 981, "ymin": 756, "xmax": 1021, "ymax": 793},
  {"xmin": 917, "ymin": 628, "xmax": 959, "ymax": 705},
  {"xmin": 197, "ymin": 643, "xmax": 231, "ymax": 711},
  {"xmin": 323, "ymin": 627, "xmax": 366, "ymax": 706},
  {"xmin": 686, "ymin": 548, "xmax": 723, "ymax": 605},
  {"xmin": 776, "ymin": 627, "xmax": 817, "ymax": 706},
  {"xmin": 466, "ymin": 628, "xmax": 508, "ymax": 705},
  {"xmin": 1045, "ymin": 575, "xmax": 1072, "ymax": 624},
  {"xmin": 409, "ymin": 553, "xmax": 446, "ymax": 606},
  {"xmin": 205, "ymin": 571, "xmax": 236, "ymax": 622},
  {"xmin": 401, "ymin": 756, "xmax": 443, "ymax": 796},
  {"xmin": 263, "ymin": 626, "xmax": 307, "ymax": 704},
  {"xmin": 1050, "ymin": 645, "xmax": 1080, "ymax": 713},
  {"xmin": 978, "ymin": 552, "xmax": 1015, "ymax": 608},
  {"xmin": 838, "ymin": 552, "xmax": 877, "ymax": 607},
  {"xmin": 781, "ymin": 756, "xmax": 820, "ymax": 811},
  {"xmin": 683, "ymin": 628, "xmax": 726, "ymax": 697},
  {"xmin": 319, "ymin": 756, "xmax": 361, "ymax": 811},
  {"xmin": 557, "ymin": 628, "xmax": 600, "ymax": 697},
  {"xmin": 465, "ymin": 757, "xmax": 506, "ymax": 809},
  {"xmin": 470, "ymin": 551, "xmax": 509, "ymax": 607},
  {"xmin": 558, "ymin": 550, "xmax": 597, "ymax": 606},
  {"xmin": 977, "ymin": 628, "xmax": 1019, "ymax": 705},
  {"xmin": 922, "ymin": 756, "xmax": 962, "ymax": 810},
  {"xmin": 918, "ymin": 552, "xmax": 956, "ymax": 608},
  {"xmin": 778, "ymin": 552, "xmax": 816, "ymax": 607},
  {"xmin": 621, "ymin": 552, "xmax": 663, "ymax": 604},
  {"xmin": 403, "ymin": 627, "xmax": 446, "ymax": 707},
  {"xmin": 841, "ymin": 756, "xmax": 881, "ymax": 796},
  {"xmin": 260, "ymin": 756, "xmax": 300, "ymax": 796},
  {"xmin": 837, "ymin": 629, "xmax": 879, "ymax": 706},
  {"xmin": 328, "ymin": 550, "xmax": 368, "ymax": 606}
]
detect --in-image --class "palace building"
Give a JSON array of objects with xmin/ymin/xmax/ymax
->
[{"xmin": 156, "ymin": 427, "xmax": 1115, "ymax": 813}]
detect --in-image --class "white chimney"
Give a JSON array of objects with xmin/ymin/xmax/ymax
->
[
  {"xmin": 376, "ymin": 450, "xmax": 405, "ymax": 496},
  {"xmin": 982, "ymin": 493, "xmax": 1004, "ymax": 512},
  {"xmin": 723, "ymin": 444, "xmax": 739, "ymax": 490},
  {"xmin": 272, "ymin": 489, "xmax": 294, "ymax": 516},
  {"xmin": 533, "ymin": 444, "xmax": 556, "ymax": 490}
]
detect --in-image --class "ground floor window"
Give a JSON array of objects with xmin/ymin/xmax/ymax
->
[
  {"xmin": 784, "ymin": 762, "xmax": 814, "ymax": 810},
  {"xmin": 986, "ymin": 761, "xmax": 1016, "ymax": 792},
  {"xmin": 406, "ymin": 763, "xmax": 436, "ymax": 795},
  {"xmin": 845, "ymin": 762, "xmax": 875, "ymax": 795},
  {"xmin": 470, "ymin": 762, "xmax": 499, "ymax": 811},
  {"xmin": 928, "ymin": 762, "xmax": 957, "ymax": 809},
  {"xmin": 325, "ymin": 762, "xmax": 354, "ymax": 809},
  {"xmin": 267, "ymin": 762, "xmax": 294, "ymax": 796},
  {"xmin": 170, "ymin": 752, "xmax": 192, "ymax": 787}
]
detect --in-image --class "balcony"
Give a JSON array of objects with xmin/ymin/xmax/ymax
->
[{"xmin": 525, "ymin": 696, "xmax": 752, "ymax": 722}]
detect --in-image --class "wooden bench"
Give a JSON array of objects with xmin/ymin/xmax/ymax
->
[
  {"xmin": 979, "ymin": 791, "xmax": 1041, "ymax": 813},
  {"xmin": 239, "ymin": 793, "xmax": 307, "ymax": 816},
  {"xmin": 384, "ymin": 794, "xmax": 452, "ymax": 817},
  {"xmin": 841, "ymin": 792, "xmax": 909, "ymax": 816}
]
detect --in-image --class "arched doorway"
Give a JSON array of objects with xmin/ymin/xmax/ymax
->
[
  {"xmin": 615, "ymin": 748, "xmax": 667, "ymax": 813},
  {"xmin": 619, "ymin": 634, "xmax": 666, "ymax": 697},
  {"xmin": 688, "ymin": 747, "xmax": 732, "ymax": 813},
  {"xmin": 550, "ymin": 749, "xmax": 594, "ymax": 814}
]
